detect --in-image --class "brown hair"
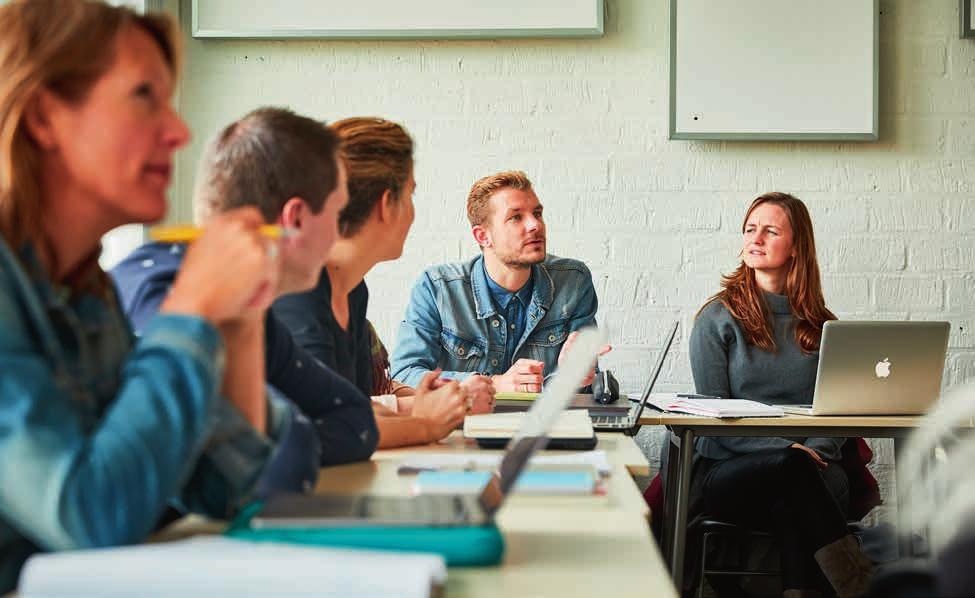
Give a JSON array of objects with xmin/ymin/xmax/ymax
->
[
  {"xmin": 193, "ymin": 107, "xmax": 341, "ymax": 223},
  {"xmin": 702, "ymin": 192, "xmax": 836, "ymax": 353},
  {"xmin": 466, "ymin": 170, "xmax": 533, "ymax": 227},
  {"xmin": 330, "ymin": 117, "xmax": 413, "ymax": 237},
  {"xmin": 0, "ymin": 0, "xmax": 180, "ymax": 255}
]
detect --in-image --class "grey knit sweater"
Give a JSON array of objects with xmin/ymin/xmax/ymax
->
[{"xmin": 689, "ymin": 292, "xmax": 845, "ymax": 461}]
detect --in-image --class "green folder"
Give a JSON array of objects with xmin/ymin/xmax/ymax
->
[{"xmin": 226, "ymin": 502, "xmax": 505, "ymax": 566}]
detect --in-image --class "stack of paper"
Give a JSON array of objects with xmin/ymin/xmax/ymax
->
[
  {"xmin": 647, "ymin": 394, "xmax": 784, "ymax": 418},
  {"xmin": 19, "ymin": 537, "xmax": 446, "ymax": 598},
  {"xmin": 397, "ymin": 450, "xmax": 613, "ymax": 477},
  {"xmin": 463, "ymin": 409, "xmax": 595, "ymax": 439}
]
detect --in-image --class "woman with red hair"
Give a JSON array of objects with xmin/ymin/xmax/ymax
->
[{"xmin": 690, "ymin": 193, "xmax": 873, "ymax": 597}]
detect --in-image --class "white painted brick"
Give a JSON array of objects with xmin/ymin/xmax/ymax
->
[
  {"xmin": 875, "ymin": 276, "xmax": 945, "ymax": 311},
  {"xmin": 914, "ymin": 314, "xmax": 975, "ymax": 350},
  {"xmin": 868, "ymin": 194, "xmax": 945, "ymax": 231},
  {"xmin": 906, "ymin": 79, "xmax": 975, "ymax": 115},
  {"xmin": 611, "ymin": 157, "xmax": 686, "ymax": 192},
  {"xmin": 946, "ymin": 276, "xmax": 975, "ymax": 312},
  {"xmin": 535, "ymin": 158, "xmax": 608, "ymax": 192},
  {"xmin": 946, "ymin": 198, "xmax": 975, "ymax": 231},
  {"xmin": 948, "ymin": 120, "xmax": 975, "ymax": 155},
  {"xmin": 801, "ymin": 196, "xmax": 872, "ymax": 234},
  {"xmin": 822, "ymin": 276, "xmax": 872, "ymax": 311},
  {"xmin": 576, "ymin": 192, "xmax": 651, "ymax": 232},
  {"xmin": 948, "ymin": 38, "xmax": 975, "ymax": 78},
  {"xmin": 825, "ymin": 238, "xmax": 907, "ymax": 273},
  {"xmin": 908, "ymin": 40, "xmax": 948, "ymax": 75},
  {"xmin": 610, "ymin": 234, "xmax": 682, "ymax": 271},
  {"xmin": 681, "ymin": 233, "xmax": 742, "ymax": 275},
  {"xmin": 946, "ymin": 352, "xmax": 975, "ymax": 388},
  {"xmin": 600, "ymin": 308, "xmax": 683, "ymax": 347},
  {"xmin": 903, "ymin": 160, "xmax": 969, "ymax": 193},
  {"xmin": 908, "ymin": 237, "xmax": 975, "ymax": 272},
  {"xmin": 646, "ymin": 193, "xmax": 724, "ymax": 233}
]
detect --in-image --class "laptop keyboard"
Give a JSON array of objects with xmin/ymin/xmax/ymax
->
[{"xmin": 359, "ymin": 495, "xmax": 474, "ymax": 526}]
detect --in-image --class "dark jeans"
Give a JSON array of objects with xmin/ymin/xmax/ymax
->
[{"xmin": 700, "ymin": 447, "xmax": 851, "ymax": 592}]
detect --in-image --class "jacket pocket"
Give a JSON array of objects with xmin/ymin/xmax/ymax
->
[
  {"xmin": 439, "ymin": 331, "xmax": 487, "ymax": 372},
  {"xmin": 523, "ymin": 321, "xmax": 569, "ymax": 365}
]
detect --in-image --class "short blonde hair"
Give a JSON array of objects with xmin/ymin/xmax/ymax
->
[{"xmin": 466, "ymin": 170, "xmax": 533, "ymax": 227}]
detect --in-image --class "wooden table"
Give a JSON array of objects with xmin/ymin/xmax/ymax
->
[
  {"xmin": 636, "ymin": 411, "xmax": 924, "ymax": 591},
  {"xmin": 313, "ymin": 432, "xmax": 674, "ymax": 597}
]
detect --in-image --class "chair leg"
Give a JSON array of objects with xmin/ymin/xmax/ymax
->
[{"xmin": 698, "ymin": 531, "xmax": 711, "ymax": 598}]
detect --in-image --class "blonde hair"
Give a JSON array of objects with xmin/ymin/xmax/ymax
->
[
  {"xmin": 0, "ymin": 0, "xmax": 180, "ymax": 260},
  {"xmin": 466, "ymin": 170, "xmax": 533, "ymax": 227}
]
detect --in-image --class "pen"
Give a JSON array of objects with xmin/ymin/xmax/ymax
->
[{"xmin": 148, "ymin": 224, "xmax": 294, "ymax": 243}]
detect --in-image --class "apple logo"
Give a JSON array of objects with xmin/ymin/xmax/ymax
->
[{"xmin": 875, "ymin": 358, "xmax": 891, "ymax": 379}]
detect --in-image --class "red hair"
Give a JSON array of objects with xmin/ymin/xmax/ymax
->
[{"xmin": 703, "ymin": 192, "xmax": 835, "ymax": 353}]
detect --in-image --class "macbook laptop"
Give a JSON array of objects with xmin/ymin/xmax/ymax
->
[
  {"xmin": 252, "ymin": 328, "xmax": 605, "ymax": 529},
  {"xmin": 591, "ymin": 320, "xmax": 679, "ymax": 434},
  {"xmin": 780, "ymin": 321, "xmax": 949, "ymax": 416}
]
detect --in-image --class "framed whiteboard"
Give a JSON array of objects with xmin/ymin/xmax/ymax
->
[
  {"xmin": 670, "ymin": 0, "xmax": 878, "ymax": 141},
  {"xmin": 963, "ymin": 0, "xmax": 975, "ymax": 38},
  {"xmin": 192, "ymin": 0, "xmax": 604, "ymax": 39}
]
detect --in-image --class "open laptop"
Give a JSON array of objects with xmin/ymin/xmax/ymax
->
[
  {"xmin": 780, "ymin": 321, "xmax": 950, "ymax": 416},
  {"xmin": 252, "ymin": 328, "xmax": 605, "ymax": 529},
  {"xmin": 591, "ymin": 321, "xmax": 679, "ymax": 434}
]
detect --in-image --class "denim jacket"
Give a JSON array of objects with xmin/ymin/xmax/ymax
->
[
  {"xmin": 0, "ymin": 238, "xmax": 315, "ymax": 593},
  {"xmin": 390, "ymin": 254, "xmax": 598, "ymax": 386}
]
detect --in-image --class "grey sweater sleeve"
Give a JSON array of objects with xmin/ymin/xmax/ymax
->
[{"xmin": 690, "ymin": 302, "xmax": 793, "ymax": 456}]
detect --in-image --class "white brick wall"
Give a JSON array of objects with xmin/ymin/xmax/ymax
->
[{"xmin": 174, "ymin": 0, "xmax": 975, "ymax": 523}]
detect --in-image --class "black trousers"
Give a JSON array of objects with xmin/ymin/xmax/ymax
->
[{"xmin": 700, "ymin": 447, "xmax": 851, "ymax": 592}]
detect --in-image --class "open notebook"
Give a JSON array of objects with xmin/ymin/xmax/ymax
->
[
  {"xmin": 463, "ymin": 409, "xmax": 595, "ymax": 439},
  {"xmin": 18, "ymin": 536, "xmax": 446, "ymax": 598},
  {"xmin": 647, "ymin": 394, "xmax": 784, "ymax": 418}
]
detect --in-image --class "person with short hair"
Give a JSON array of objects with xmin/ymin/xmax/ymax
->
[
  {"xmin": 391, "ymin": 170, "xmax": 608, "ymax": 393},
  {"xmin": 112, "ymin": 107, "xmax": 386, "ymax": 466}
]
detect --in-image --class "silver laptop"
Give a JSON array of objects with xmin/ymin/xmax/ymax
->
[
  {"xmin": 781, "ymin": 321, "xmax": 949, "ymax": 416},
  {"xmin": 252, "ymin": 328, "xmax": 605, "ymax": 528},
  {"xmin": 592, "ymin": 321, "xmax": 679, "ymax": 434}
]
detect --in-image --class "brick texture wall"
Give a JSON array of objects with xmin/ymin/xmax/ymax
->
[{"xmin": 175, "ymin": 0, "xmax": 974, "ymax": 523}]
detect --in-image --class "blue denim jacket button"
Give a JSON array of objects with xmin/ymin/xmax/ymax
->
[
  {"xmin": 457, "ymin": 347, "xmax": 465, "ymax": 355},
  {"xmin": 491, "ymin": 320, "xmax": 499, "ymax": 327},
  {"xmin": 548, "ymin": 334, "xmax": 557, "ymax": 342}
]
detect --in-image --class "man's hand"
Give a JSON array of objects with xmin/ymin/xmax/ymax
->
[
  {"xmin": 491, "ymin": 358, "xmax": 545, "ymax": 393},
  {"xmin": 558, "ymin": 331, "xmax": 613, "ymax": 387},
  {"xmin": 460, "ymin": 375, "xmax": 496, "ymax": 414},
  {"xmin": 790, "ymin": 443, "xmax": 828, "ymax": 469}
]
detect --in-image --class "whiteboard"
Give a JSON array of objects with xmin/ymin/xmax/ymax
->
[
  {"xmin": 670, "ymin": 0, "xmax": 878, "ymax": 141},
  {"xmin": 192, "ymin": 0, "xmax": 604, "ymax": 39}
]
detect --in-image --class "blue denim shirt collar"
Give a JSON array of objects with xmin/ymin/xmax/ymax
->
[
  {"xmin": 481, "ymin": 259, "xmax": 534, "ymax": 311},
  {"xmin": 470, "ymin": 254, "xmax": 553, "ymax": 319}
]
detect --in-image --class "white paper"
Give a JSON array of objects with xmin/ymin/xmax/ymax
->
[
  {"xmin": 398, "ymin": 450, "xmax": 612, "ymax": 477},
  {"xmin": 19, "ymin": 536, "xmax": 446, "ymax": 598}
]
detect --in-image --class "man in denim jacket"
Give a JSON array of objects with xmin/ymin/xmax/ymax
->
[{"xmin": 391, "ymin": 170, "xmax": 603, "ymax": 393}]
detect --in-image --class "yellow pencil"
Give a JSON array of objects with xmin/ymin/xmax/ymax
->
[{"xmin": 148, "ymin": 224, "xmax": 292, "ymax": 243}]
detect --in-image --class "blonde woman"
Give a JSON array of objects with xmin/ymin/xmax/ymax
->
[{"xmin": 0, "ymin": 2, "xmax": 310, "ymax": 590}]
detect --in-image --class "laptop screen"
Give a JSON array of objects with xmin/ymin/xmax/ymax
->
[
  {"xmin": 628, "ymin": 321, "xmax": 680, "ymax": 426},
  {"xmin": 480, "ymin": 328, "xmax": 604, "ymax": 515}
]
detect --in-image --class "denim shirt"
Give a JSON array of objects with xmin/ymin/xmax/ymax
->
[
  {"xmin": 0, "ymin": 238, "xmax": 314, "ymax": 594},
  {"xmin": 481, "ymin": 261, "xmax": 534, "ymax": 369},
  {"xmin": 390, "ymin": 254, "xmax": 598, "ymax": 386}
]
